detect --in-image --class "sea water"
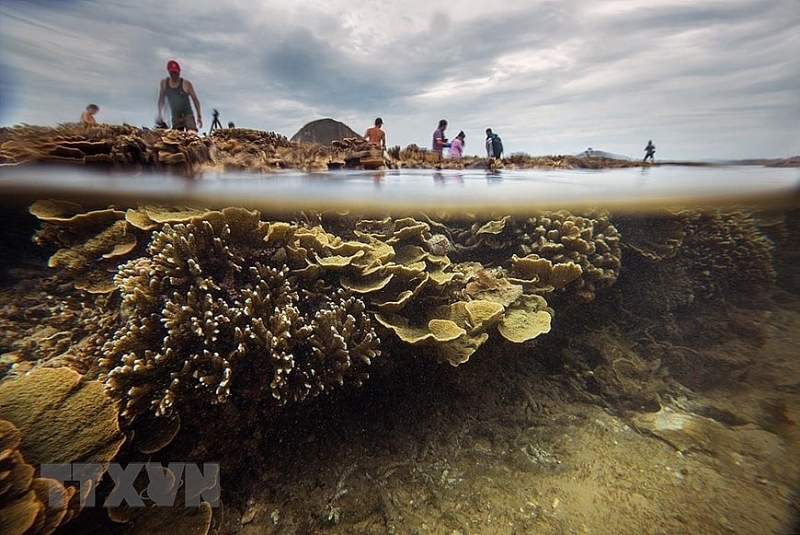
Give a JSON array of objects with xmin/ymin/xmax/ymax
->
[
  {"xmin": 2, "ymin": 164, "xmax": 798, "ymax": 214},
  {"xmin": 0, "ymin": 164, "xmax": 798, "ymax": 535}
]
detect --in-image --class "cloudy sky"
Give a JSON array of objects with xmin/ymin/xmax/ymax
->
[{"xmin": 1, "ymin": 0, "xmax": 798, "ymax": 159}]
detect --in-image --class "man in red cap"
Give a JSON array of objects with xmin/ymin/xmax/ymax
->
[{"xmin": 157, "ymin": 60, "xmax": 203, "ymax": 132}]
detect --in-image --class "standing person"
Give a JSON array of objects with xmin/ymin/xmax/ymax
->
[
  {"xmin": 157, "ymin": 60, "xmax": 202, "ymax": 132},
  {"xmin": 485, "ymin": 128, "xmax": 504, "ymax": 159},
  {"xmin": 364, "ymin": 117, "xmax": 386, "ymax": 148},
  {"xmin": 643, "ymin": 140, "xmax": 656, "ymax": 162},
  {"xmin": 80, "ymin": 104, "xmax": 99, "ymax": 125},
  {"xmin": 449, "ymin": 131, "xmax": 466, "ymax": 159},
  {"xmin": 432, "ymin": 119, "xmax": 450, "ymax": 157}
]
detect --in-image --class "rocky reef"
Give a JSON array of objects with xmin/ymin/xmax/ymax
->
[{"xmin": 0, "ymin": 124, "xmax": 651, "ymax": 173}]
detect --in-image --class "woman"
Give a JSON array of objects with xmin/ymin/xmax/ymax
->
[{"xmin": 449, "ymin": 131, "xmax": 466, "ymax": 159}]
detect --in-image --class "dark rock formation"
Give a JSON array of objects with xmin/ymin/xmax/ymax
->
[{"xmin": 290, "ymin": 118, "xmax": 360, "ymax": 146}]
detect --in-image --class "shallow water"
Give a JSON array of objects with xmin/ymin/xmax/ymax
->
[
  {"xmin": 1, "ymin": 164, "xmax": 798, "ymax": 214},
  {"xmin": 0, "ymin": 165, "xmax": 798, "ymax": 535}
]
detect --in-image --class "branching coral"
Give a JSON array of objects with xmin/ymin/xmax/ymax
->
[
  {"xmin": 615, "ymin": 209, "xmax": 777, "ymax": 309},
  {"xmin": 99, "ymin": 209, "xmax": 380, "ymax": 418},
  {"xmin": 676, "ymin": 210, "xmax": 776, "ymax": 298}
]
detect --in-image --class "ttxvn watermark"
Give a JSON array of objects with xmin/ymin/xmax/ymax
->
[{"xmin": 40, "ymin": 462, "xmax": 220, "ymax": 508}]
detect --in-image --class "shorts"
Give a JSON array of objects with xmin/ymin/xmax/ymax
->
[{"xmin": 171, "ymin": 113, "xmax": 197, "ymax": 131}]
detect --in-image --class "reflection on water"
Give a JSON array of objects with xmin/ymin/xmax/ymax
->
[
  {"xmin": 486, "ymin": 168, "xmax": 503, "ymax": 183},
  {"xmin": 0, "ymin": 165, "xmax": 799, "ymax": 534},
  {"xmin": 433, "ymin": 171, "xmax": 464, "ymax": 185},
  {"xmin": 371, "ymin": 170, "xmax": 385, "ymax": 185}
]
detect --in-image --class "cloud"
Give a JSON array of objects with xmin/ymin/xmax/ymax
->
[{"xmin": 0, "ymin": 0, "xmax": 797, "ymax": 158}]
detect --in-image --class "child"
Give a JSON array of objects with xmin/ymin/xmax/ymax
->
[
  {"xmin": 449, "ymin": 131, "xmax": 466, "ymax": 159},
  {"xmin": 81, "ymin": 104, "xmax": 99, "ymax": 125}
]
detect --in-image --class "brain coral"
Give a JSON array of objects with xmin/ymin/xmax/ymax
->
[{"xmin": 99, "ymin": 208, "xmax": 380, "ymax": 418}]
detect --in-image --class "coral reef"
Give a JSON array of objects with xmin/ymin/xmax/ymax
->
[
  {"xmin": 98, "ymin": 208, "xmax": 382, "ymax": 418},
  {"xmin": 515, "ymin": 211, "xmax": 621, "ymax": 302},
  {"xmin": 0, "ymin": 418, "xmax": 74, "ymax": 535},
  {"xmin": 0, "ymin": 201, "xmax": 789, "ymax": 534},
  {"xmin": 0, "ymin": 124, "xmax": 291, "ymax": 172},
  {"xmin": 614, "ymin": 209, "xmax": 776, "ymax": 315},
  {"xmin": 29, "ymin": 200, "xmax": 132, "ymax": 294},
  {"xmin": 77, "ymin": 208, "xmax": 563, "ymax": 417},
  {"xmin": 430, "ymin": 211, "xmax": 622, "ymax": 303},
  {"xmin": 0, "ymin": 125, "xmax": 672, "ymax": 173},
  {"xmin": 329, "ymin": 137, "xmax": 388, "ymax": 169},
  {"xmin": 675, "ymin": 210, "xmax": 776, "ymax": 299},
  {"xmin": 0, "ymin": 367, "xmax": 125, "ymax": 466},
  {"xmin": 17, "ymin": 202, "xmax": 780, "ymax": 431},
  {"xmin": 0, "ymin": 268, "xmax": 116, "ymax": 374},
  {"xmin": 0, "ymin": 368, "xmax": 125, "ymax": 534},
  {"xmin": 0, "ymin": 124, "xmax": 149, "ymax": 166},
  {"xmin": 17, "ymin": 205, "xmax": 632, "ymax": 421}
]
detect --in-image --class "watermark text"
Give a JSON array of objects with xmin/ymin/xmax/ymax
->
[{"xmin": 40, "ymin": 462, "xmax": 220, "ymax": 508}]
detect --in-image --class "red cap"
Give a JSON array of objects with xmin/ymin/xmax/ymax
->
[{"xmin": 167, "ymin": 60, "xmax": 181, "ymax": 73}]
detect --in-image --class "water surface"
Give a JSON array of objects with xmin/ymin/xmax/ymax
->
[{"xmin": 1, "ymin": 164, "xmax": 797, "ymax": 213}]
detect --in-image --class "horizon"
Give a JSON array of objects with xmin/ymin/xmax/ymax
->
[{"xmin": 1, "ymin": 1, "xmax": 798, "ymax": 161}]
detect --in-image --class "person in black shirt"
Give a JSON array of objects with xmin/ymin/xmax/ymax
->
[{"xmin": 643, "ymin": 140, "xmax": 656, "ymax": 162}]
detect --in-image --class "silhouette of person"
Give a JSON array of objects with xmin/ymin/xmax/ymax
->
[{"xmin": 643, "ymin": 140, "xmax": 656, "ymax": 162}]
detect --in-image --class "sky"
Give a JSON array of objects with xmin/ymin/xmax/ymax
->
[{"xmin": 0, "ymin": 0, "xmax": 798, "ymax": 160}]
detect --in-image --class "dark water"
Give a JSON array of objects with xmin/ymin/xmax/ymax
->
[{"xmin": 1, "ymin": 165, "xmax": 799, "ymax": 535}]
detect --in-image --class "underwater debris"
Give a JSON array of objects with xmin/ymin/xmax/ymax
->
[{"xmin": 631, "ymin": 406, "xmax": 741, "ymax": 456}]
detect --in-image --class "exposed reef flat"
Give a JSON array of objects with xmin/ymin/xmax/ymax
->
[{"xmin": 8, "ymin": 124, "xmax": 789, "ymax": 175}]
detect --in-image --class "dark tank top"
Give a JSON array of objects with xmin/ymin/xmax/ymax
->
[{"xmin": 165, "ymin": 78, "xmax": 192, "ymax": 116}]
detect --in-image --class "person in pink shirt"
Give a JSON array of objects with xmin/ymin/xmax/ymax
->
[{"xmin": 448, "ymin": 130, "xmax": 466, "ymax": 159}]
